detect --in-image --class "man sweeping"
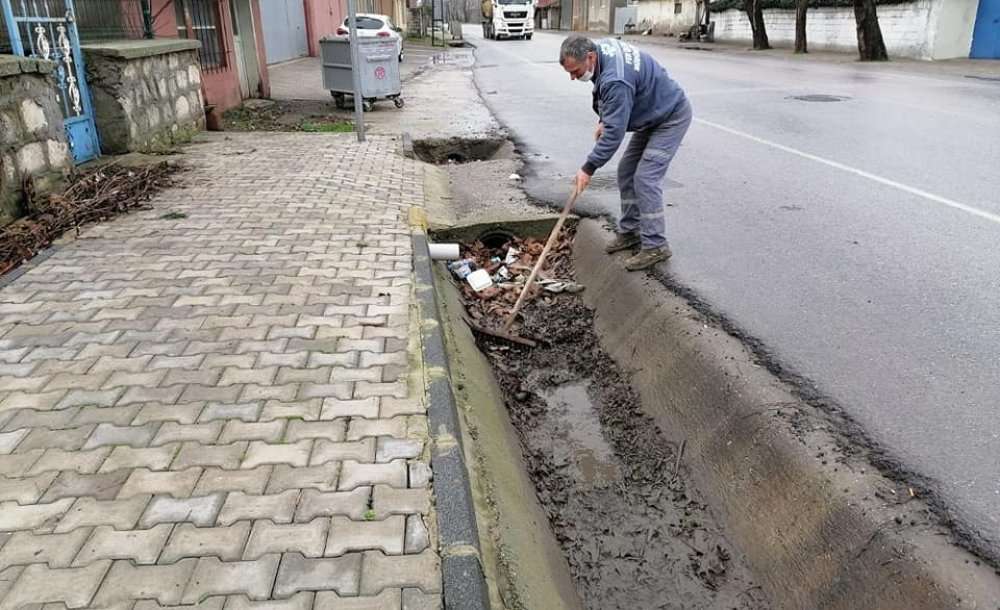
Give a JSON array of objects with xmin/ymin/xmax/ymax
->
[{"xmin": 560, "ymin": 35, "xmax": 692, "ymax": 271}]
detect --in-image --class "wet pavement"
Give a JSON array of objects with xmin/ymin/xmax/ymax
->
[{"xmin": 467, "ymin": 26, "xmax": 1000, "ymax": 558}]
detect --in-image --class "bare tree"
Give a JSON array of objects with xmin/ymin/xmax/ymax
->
[
  {"xmin": 794, "ymin": 0, "xmax": 808, "ymax": 53},
  {"xmin": 853, "ymin": 0, "xmax": 888, "ymax": 61},
  {"xmin": 744, "ymin": 0, "xmax": 770, "ymax": 50}
]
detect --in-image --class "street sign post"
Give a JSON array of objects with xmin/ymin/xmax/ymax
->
[{"xmin": 346, "ymin": 0, "xmax": 366, "ymax": 142}]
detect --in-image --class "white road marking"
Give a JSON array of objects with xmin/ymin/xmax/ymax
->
[{"xmin": 695, "ymin": 117, "xmax": 1000, "ymax": 226}]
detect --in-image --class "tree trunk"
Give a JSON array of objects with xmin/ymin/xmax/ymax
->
[
  {"xmin": 744, "ymin": 0, "xmax": 770, "ymax": 50},
  {"xmin": 853, "ymin": 0, "xmax": 888, "ymax": 61},
  {"xmin": 794, "ymin": 0, "xmax": 808, "ymax": 54}
]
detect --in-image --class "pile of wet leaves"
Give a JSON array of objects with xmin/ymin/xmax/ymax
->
[
  {"xmin": 457, "ymin": 251, "xmax": 769, "ymax": 609},
  {"xmin": 0, "ymin": 162, "xmax": 183, "ymax": 276}
]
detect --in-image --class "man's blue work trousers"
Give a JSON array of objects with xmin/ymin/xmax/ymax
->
[{"xmin": 617, "ymin": 98, "xmax": 693, "ymax": 249}]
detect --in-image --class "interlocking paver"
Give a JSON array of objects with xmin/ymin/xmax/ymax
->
[
  {"xmin": 133, "ymin": 402, "xmax": 205, "ymax": 425},
  {"xmin": 194, "ymin": 466, "xmax": 271, "ymax": 496},
  {"xmin": 0, "ymin": 429, "xmax": 28, "ymax": 454},
  {"xmin": 404, "ymin": 515, "xmax": 431, "ymax": 555},
  {"xmin": 401, "ymin": 588, "xmax": 442, "ymax": 610},
  {"xmin": 139, "ymin": 493, "xmax": 226, "ymax": 528},
  {"xmin": 199, "ymin": 402, "xmax": 261, "ymax": 423},
  {"xmin": 17, "ymin": 426, "xmax": 94, "ymax": 453},
  {"xmin": 0, "ymin": 450, "xmax": 43, "ymax": 477},
  {"xmin": 243, "ymin": 520, "xmax": 328, "ymax": 563},
  {"xmin": 3, "ymin": 408, "xmax": 78, "ymax": 432},
  {"xmin": 0, "ymin": 498, "xmax": 74, "ymax": 531},
  {"xmin": 119, "ymin": 467, "xmax": 203, "ymax": 498},
  {"xmin": 173, "ymin": 441, "xmax": 248, "ymax": 470},
  {"xmin": 0, "ymin": 472, "xmax": 57, "ymax": 504},
  {"xmin": 73, "ymin": 523, "xmax": 172, "ymax": 565},
  {"xmin": 241, "ymin": 440, "xmax": 312, "ymax": 469},
  {"xmin": 83, "ymin": 422, "xmax": 159, "ymax": 449},
  {"xmin": 217, "ymin": 491, "xmax": 299, "ymax": 526},
  {"xmin": 295, "ymin": 488, "xmax": 370, "ymax": 523},
  {"xmin": 284, "ymin": 420, "xmax": 347, "ymax": 443},
  {"xmin": 153, "ymin": 421, "xmax": 224, "ymax": 446},
  {"xmin": 0, "ymin": 529, "xmax": 90, "ymax": 569},
  {"xmin": 182, "ymin": 555, "xmax": 281, "ymax": 603},
  {"xmin": 72, "ymin": 404, "xmax": 140, "ymax": 427},
  {"xmin": 265, "ymin": 464, "xmax": 338, "ymax": 494},
  {"xmin": 375, "ymin": 438, "xmax": 424, "ymax": 464},
  {"xmin": 240, "ymin": 384, "xmax": 300, "ymax": 403},
  {"xmin": 314, "ymin": 589, "xmax": 401, "ymax": 610},
  {"xmin": 100, "ymin": 443, "xmax": 179, "ymax": 472},
  {"xmin": 219, "ymin": 420, "xmax": 285, "ymax": 444},
  {"xmin": 92, "ymin": 558, "xmax": 198, "ymax": 607},
  {"xmin": 40, "ymin": 470, "xmax": 130, "ymax": 502},
  {"xmin": 225, "ymin": 592, "xmax": 314, "ymax": 610},
  {"xmin": 338, "ymin": 461, "xmax": 407, "ymax": 491},
  {"xmin": 273, "ymin": 553, "xmax": 362, "ymax": 598},
  {"xmin": 311, "ymin": 439, "xmax": 375, "ymax": 465},
  {"xmin": 0, "ymin": 566, "xmax": 24, "ymax": 602},
  {"xmin": 161, "ymin": 522, "xmax": 251, "ymax": 563},
  {"xmin": 0, "ymin": 559, "xmax": 111, "ymax": 609},
  {"xmin": 54, "ymin": 495, "xmax": 150, "ymax": 532},
  {"xmin": 320, "ymin": 398, "xmax": 380, "ymax": 420},
  {"xmin": 326, "ymin": 516, "xmax": 405, "ymax": 557},
  {"xmin": 371, "ymin": 487, "xmax": 431, "ymax": 517},
  {"xmin": 359, "ymin": 550, "xmax": 441, "ymax": 596},
  {"xmin": 408, "ymin": 463, "xmax": 432, "ymax": 489},
  {"xmin": 260, "ymin": 400, "xmax": 321, "ymax": 422}
]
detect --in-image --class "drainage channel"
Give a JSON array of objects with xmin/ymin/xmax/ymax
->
[{"xmin": 433, "ymin": 224, "xmax": 770, "ymax": 610}]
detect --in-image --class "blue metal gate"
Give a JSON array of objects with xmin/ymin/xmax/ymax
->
[
  {"xmin": 972, "ymin": 0, "xmax": 1000, "ymax": 59},
  {"xmin": 1, "ymin": 0, "xmax": 101, "ymax": 163}
]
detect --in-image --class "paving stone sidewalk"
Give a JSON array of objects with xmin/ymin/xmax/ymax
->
[{"xmin": 0, "ymin": 132, "xmax": 442, "ymax": 610}]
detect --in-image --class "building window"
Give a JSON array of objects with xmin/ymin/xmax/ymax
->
[
  {"xmin": 175, "ymin": 0, "xmax": 228, "ymax": 70},
  {"xmin": 674, "ymin": 2, "xmax": 682, "ymax": 14}
]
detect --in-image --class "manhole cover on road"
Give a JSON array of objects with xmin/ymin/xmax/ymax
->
[{"xmin": 789, "ymin": 94, "xmax": 851, "ymax": 102}]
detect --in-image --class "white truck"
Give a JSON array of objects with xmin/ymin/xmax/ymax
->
[{"xmin": 481, "ymin": 0, "xmax": 534, "ymax": 40}]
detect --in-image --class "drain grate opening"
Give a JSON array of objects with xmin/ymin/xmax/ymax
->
[{"xmin": 789, "ymin": 94, "xmax": 851, "ymax": 102}]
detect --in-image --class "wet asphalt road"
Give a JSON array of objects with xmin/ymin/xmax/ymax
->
[{"xmin": 466, "ymin": 27, "xmax": 1000, "ymax": 555}]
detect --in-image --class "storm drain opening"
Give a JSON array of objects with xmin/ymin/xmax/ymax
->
[
  {"xmin": 788, "ymin": 94, "xmax": 851, "ymax": 102},
  {"xmin": 410, "ymin": 136, "xmax": 506, "ymax": 165},
  {"xmin": 433, "ymin": 222, "xmax": 770, "ymax": 610}
]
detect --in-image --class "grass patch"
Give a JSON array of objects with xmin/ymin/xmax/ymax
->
[
  {"xmin": 300, "ymin": 121, "xmax": 354, "ymax": 133},
  {"xmin": 160, "ymin": 211, "xmax": 187, "ymax": 220}
]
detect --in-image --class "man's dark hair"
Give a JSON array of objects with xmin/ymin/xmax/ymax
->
[{"xmin": 560, "ymin": 35, "xmax": 597, "ymax": 65}]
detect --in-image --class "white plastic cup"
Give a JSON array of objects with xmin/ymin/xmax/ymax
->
[{"xmin": 428, "ymin": 243, "xmax": 461, "ymax": 260}]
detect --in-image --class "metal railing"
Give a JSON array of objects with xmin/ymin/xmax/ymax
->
[
  {"xmin": 2, "ymin": 0, "xmax": 152, "ymax": 53},
  {"xmin": 173, "ymin": 0, "xmax": 228, "ymax": 71}
]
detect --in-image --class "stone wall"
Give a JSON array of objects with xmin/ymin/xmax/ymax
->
[
  {"xmin": 711, "ymin": 0, "xmax": 978, "ymax": 60},
  {"xmin": 82, "ymin": 40, "xmax": 205, "ymax": 154},
  {"xmin": 0, "ymin": 56, "xmax": 73, "ymax": 226}
]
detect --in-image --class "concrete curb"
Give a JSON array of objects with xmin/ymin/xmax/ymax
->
[
  {"xmin": 412, "ymin": 230, "xmax": 491, "ymax": 610},
  {"xmin": 572, "ymin": 218, "xmax": 1000, "ymax": 610}
]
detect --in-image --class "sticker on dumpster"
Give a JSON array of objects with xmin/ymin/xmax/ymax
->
[{"xmin": 375, "ymin": 66, "xmax": 386, "ymax": 80}]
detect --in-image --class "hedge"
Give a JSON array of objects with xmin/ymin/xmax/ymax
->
[{"xmin": 709, "ymin": 0, "xmax": 916, "ymax": 12}]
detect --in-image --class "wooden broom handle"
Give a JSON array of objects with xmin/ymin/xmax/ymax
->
[{"xmin": 502, "ymin": 188, "xmax": 579, "ymax": 333}]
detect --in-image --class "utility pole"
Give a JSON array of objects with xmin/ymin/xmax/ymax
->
[{"xmin": 347, "ymin": 0, "xmax": 366, "ymax": 142}]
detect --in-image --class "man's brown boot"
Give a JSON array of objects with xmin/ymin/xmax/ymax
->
[{"xmin": 624, "ymin": 246, "xmax": 672, "ymax": 271}]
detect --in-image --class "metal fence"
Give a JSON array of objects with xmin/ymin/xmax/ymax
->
[
  {"xmin": 173, "ymin": 0, "xmax": 229, "ymax": 72},
  {"xmin": 2, "ymin": 0, "xmax": 151, "ymax": 54}
]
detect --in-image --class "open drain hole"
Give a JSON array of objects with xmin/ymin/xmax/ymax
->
[
  {"xmin": 789, "ymin": 94, "xmax": 851, "ymax": 102},
  {"xmin": 477, "ymin": 229, "xmax": 516, "ymax": 249},
  {"xmin": 411, "ymin": 136, "xmax": 505, "ymax": 164}
]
